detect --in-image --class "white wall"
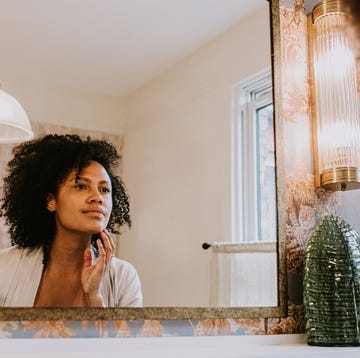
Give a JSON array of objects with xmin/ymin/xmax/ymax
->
[
  {"xmin": 121, "ymin": 5, "xmax": 271, "ymax": 306},
  {"xmin": 0, "ymin": 74, "xmax": 125, "ymax": 133}
]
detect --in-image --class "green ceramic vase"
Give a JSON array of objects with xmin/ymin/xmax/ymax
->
[{"xmin": 303, "ymin": 214, "xmax": 360, "ymax": 346}]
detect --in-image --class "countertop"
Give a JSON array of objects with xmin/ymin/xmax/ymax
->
[{"xmin": 0, "ymin": 334, "xmax": 359, "ymax": 357}]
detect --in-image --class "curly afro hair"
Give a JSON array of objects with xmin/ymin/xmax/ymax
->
[{"xmin": 0, "ymin": 134, "xmax": 131, "ymax": 267}]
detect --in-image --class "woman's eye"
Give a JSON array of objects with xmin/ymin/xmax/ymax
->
[
  {"xmin": 100, "ymin": 187, "xmax": 111, "ymax": 193},
  {"xmin": 75, "ymin": 184, "xmax": 87, "ymax": 190}
]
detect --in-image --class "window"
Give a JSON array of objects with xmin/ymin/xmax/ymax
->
[{"xmin": 231, "ymin": 69, "xmax": 276, "ymax": 243}]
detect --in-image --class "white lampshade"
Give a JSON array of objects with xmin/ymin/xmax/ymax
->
[{"xmin": 0, "ymin": 89, "xmax": 34, "ymax": 143}]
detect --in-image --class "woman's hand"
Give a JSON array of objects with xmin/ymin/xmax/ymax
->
[{"xmin": 81, "ymin": 229, "xmax": 115, "ymax": 307}]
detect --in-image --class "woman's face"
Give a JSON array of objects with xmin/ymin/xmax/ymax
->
[{"xmin": 47, "ymin": 161, "xmax": 113, "ymax": 237}]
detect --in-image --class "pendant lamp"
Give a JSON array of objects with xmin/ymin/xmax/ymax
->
[{"xmin": 0, "ymin": 89, "xmax": 34, "ymax": 143}]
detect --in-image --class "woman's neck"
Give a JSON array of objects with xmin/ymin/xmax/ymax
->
[{"xmin": 47, "ymin": 232, "xmax": 92, "ymax": 272}]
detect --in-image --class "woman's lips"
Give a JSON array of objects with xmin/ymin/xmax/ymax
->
[{"xmin": 82, "ymin": 208, "xmax": 105, "ymax": 217}]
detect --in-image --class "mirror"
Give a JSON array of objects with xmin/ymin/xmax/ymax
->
[{"xmin": 0, "ymin": 0, "xmax": 287, "ymax": 320}]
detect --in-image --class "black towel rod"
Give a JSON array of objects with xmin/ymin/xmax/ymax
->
[{"xmin": 202, "ymin": 242, "xmax": 211, "ymax": 250}]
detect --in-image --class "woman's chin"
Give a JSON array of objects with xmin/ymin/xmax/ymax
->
[{"xmin": 87, "ymin": 226, "xmax": 106, "ymax": 236}]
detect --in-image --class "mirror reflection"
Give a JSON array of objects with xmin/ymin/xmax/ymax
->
[
  {"xmin": 121, "ymin": 2, "xmax": 273, "ymax": 307},
  {"xmin": 0, "ymin": 0, "xmax": 275, "ymax": 309}
]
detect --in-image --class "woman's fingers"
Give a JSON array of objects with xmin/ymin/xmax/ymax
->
[
  {"xmin": 83, "ymin": 247, "xmax": 93, "ymax": 268},
  {"xmin": 82, "ymin": 231, "xmax": 115, "ymax": 296},
  {"xmin": 81, "ymin": 240, "xmax": 105, "ymax": 296},
  {"xmin": 96, "ymin": 238, "xmax": 106, "ymax": 266},
  {"xmin": 99, "ymin": 229, "xmax": 115, "ymax": 264}
]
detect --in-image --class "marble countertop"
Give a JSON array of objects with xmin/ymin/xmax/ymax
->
[{"xmin": 0, "ymin": 334, "xmax": 359, "ymax": 357}]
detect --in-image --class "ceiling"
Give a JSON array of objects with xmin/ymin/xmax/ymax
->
[{"xmin": 0, "ymin": 0, "xmax": 266, "ymax": 97}]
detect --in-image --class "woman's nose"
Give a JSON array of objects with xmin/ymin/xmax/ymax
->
[
  {"xmin": 88, "ymin": 190, "xmax": 103, "ymax": 203},
  {"xmin": 89, "ymin": 197, "xmax": 102, "ymax": 203}
]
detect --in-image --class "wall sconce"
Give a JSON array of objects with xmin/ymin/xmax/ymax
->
[
  {"xmin": 0, "ymin": 89, "xmax": 34, "ymax": 143},
  {"xmin": 308, "ymin": 0, "xmax": 360, "ymax": 191}
]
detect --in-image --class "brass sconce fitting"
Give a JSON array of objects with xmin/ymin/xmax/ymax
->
[{"xmin": 308, "ymin": 0, "xmax": 360, "ymax": 191}]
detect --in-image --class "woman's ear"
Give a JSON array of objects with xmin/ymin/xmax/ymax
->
[{"xmin": 46, "ymin": 193, "xmax": 56, "ymax": 212}]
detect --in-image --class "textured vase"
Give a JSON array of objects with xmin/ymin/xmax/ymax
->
[{"xmin": 303, "ymin": 214, "xmax": 360, "ymax": 346}]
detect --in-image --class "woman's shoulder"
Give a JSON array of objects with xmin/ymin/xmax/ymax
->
[
  {"xmin": 111, "ymin": 257, "xmax": 138, "ymax": 275},
  {"xmin": 0, "ymin": 247, "xmax": 15, "ymax": 270},
  {"xmin": 0, "ymin": 246, "xmax": 42, "ymax": 261},
  {"xmin": 104, "ymin": 257, "xmax": 143, "ymax": 307},
  {"xmin": 0, "ymin": 245, "xmax": 22, "ymax": 258}
]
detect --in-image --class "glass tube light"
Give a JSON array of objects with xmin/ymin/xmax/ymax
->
[{"xmin": 309, "ymin": 0, "xmax": 360, "ymax": 190}]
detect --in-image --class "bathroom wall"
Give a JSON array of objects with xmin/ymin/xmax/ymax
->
[
  {"xmin": 0, "ymin": 73, "xmax": 125, "ymax": 134},
  {"xmin": 120, "ymin": 4, "xmax": 271, "ymax": 307},
  {"xmin": 0, "ymin": 0, "xmax": 358, "ymax": 338}
]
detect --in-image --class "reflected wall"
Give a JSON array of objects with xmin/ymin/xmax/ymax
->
[{"xmin": 121, "ymin": 4, "xmax": 271, "ymax": 307}]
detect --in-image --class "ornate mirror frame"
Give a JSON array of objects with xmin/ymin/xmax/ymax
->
[{"xmin": 0, "ymin": 0, "xmax": 287, "ymax": 321}]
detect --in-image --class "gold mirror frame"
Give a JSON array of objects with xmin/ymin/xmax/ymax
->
[{"xmin": 0, "ymin": 0, "xmax": 286, "ymax": 321}]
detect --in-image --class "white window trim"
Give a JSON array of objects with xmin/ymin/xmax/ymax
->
[{"xmin": 230, "ymin": 68, "xmax": 273, "ymax": 243}]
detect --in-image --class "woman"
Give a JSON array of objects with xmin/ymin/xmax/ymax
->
[{"xmin": 0, "ymin": 134, "xmax": 142, "ymax": 307}]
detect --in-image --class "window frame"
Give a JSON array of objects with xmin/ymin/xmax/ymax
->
[{"xmin": 230, "ymin": 68, "xmax": 274, "ymax": 243}]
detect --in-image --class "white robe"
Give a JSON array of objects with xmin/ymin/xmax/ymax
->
[{"xmin": 0, "ymin": 246, "xmax": 143, "ymax": 307}]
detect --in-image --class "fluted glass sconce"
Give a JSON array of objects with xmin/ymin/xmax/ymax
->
[
  {"xmin": 0, "ymin": 89, "xmax": 34, "ymax": 143},
  {"xmin": 308, "ymin": 0, "xmax": 360, "ymax": 191}
]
